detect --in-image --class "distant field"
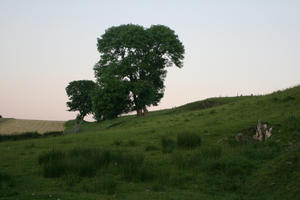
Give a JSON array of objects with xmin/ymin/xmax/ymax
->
[{"xmin": 0, "ymin": 118, "xmax": 65, "ymax": 135}]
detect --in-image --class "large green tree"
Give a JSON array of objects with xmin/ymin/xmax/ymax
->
[
  {"xmin": 94, "ymin": 24, "xmax": 185, "ymax": 116},
  {"xmin": 65, "ymin": 80, "xmax": 96, "ymax": 121},
  {"xmin": 91, "ymin": 76, "xmax": 132, "ymax": 121}
]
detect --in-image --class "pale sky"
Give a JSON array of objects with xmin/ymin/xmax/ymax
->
[{"xmin": 0, "ymin": 0, "xmax": 299, "ymax": 121}]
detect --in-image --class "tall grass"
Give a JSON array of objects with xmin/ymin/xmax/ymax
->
[
  {"xmin": 177, "ymin": 132, "xmax": 201, "ymax": 149},
  {"xmin": 38, "ymin": 147, "xmax": 153, "ymax": 182}
]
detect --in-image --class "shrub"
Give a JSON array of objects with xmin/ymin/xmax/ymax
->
[{"xmin": 177, "ymin": 132, "xmax": 201, "ymax": 149}]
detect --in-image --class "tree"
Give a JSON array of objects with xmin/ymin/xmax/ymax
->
[
  {"xmin": 65, "ymin": 80, "xmax": 96, "ymax": 121},
  {"xmin": 94, "ymin": 24, "xmax": 185, "ymax": 116},
  {"xmin": 91, "ymin": 77, "xmax": 132, "ymax": 121}
]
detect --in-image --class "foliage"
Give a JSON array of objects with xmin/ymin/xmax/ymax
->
[
  {"xmin": 65, "ymin": 80, "xmax": 96, "ymax": 121},
  {"xmin": 91, "ymin": 79, "xmax": 131, "ymax": 121},
  {"xmin": 94, "ymin": 24, "xmax": 185, "ymax": 116}
]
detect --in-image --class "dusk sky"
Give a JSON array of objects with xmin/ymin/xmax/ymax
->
[{"xmin": 0, "ymin": 0, "xmax": 299, "ymax": 121}]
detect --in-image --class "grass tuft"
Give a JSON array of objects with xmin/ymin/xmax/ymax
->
[{"xmin": 177, "ymin": 132, "xmax": 201, "ymax": 149}]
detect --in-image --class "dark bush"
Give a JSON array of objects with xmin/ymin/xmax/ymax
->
[{"xmin": 177, "ymin": 132, "xmax": 201, "ymax": 149}]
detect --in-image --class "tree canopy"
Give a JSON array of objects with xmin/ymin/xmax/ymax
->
[
  {"xmin": 65, "ymin": 80, "xmax": 96, "ymax": 121},
  {"xmin": 94, "ymin": 24, "xmax": 185, "ymax": 116}
]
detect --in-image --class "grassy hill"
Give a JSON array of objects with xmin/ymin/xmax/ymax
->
[
  {"xmin": 0, "ymin": 118, "xmax": 65, "ymax": 135},
  {"xmin": 0, "ymin": 86, "xmax": 299, "ymax": 200}
]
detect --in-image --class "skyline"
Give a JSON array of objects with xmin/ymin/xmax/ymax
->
[{"xmin": 0, "ymin": 0, "xmax": 299, "ymax": 120}]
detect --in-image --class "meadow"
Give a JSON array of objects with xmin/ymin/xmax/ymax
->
[
  {"xmin": 0, "ymin": 119, "xmax": 65, "ymax": 135},
  {"xmin": 0, "ymin": 86, "xmax": 299, "ymax": 200}
]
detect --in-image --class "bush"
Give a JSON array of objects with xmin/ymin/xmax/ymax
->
[
  {"xmin": 0, "ymin": 115, "xmax": 2, "ymax": 118},
  {"xmin": 177, "ymin": 132, "xmax": 201, "ymax": 149}
]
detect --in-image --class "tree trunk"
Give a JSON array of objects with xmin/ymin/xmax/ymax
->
[
  {"xmin": 143, "ymin": 107, "xmax": 148, "ymax": 116},
  {"xmin": 136, "ymin": 109, "xmax": 142, "ymax": 116}
]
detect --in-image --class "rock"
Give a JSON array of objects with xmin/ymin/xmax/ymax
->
[
  {"xmin": 265, "ymin": 127, "xmax": 272, "ymax": 139},
  {"xmin": 253, "ymin": 120, "xmax": 273, "ymax": 141}
]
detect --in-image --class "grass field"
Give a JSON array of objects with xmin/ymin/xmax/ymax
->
[
  {"xmin": 0, "ymin": 119, "xmax": 65, "ymax": 135},
  {"xmin": 0, "ymin": 86, "xmax": 299, "ymax": 200}
]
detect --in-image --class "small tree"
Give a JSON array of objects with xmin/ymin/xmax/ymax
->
[{"xmin": 65, "ymin": 80, "xmax": 96, "ymax": 121}]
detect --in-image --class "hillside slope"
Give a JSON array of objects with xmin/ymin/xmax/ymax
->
[{"xmin": 0, "ymin": 86, "xmax": 299, "ymax": 200}]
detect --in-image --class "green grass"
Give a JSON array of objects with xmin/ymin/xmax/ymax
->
[{"xmin": 0, "ymin": 85, "xmax": 300, "ymax": 199}]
